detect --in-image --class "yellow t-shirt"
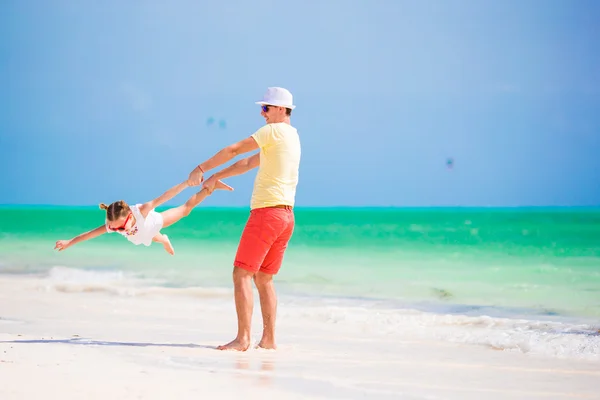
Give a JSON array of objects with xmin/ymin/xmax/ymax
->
[{"xmin": 250, "ymin": 123, "xmax": 301, "ymax": 210}]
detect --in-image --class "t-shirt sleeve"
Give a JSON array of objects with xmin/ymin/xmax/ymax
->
[{"xmin": 251, "ymin": 125, "xmax": 276, "ymax": 149}]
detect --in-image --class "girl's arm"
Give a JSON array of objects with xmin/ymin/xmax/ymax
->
[
  {"xmin": 138, "ymin": 181, "xmax": 189, "ymax": 218},
  {"xmin": 54, "ymin": 225, "xmax": 108, "ymax": 252}
]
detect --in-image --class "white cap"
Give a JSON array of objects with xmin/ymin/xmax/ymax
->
[{"xmin": 255, "ymin": 87, "xmax": 296, "ymax": 109}]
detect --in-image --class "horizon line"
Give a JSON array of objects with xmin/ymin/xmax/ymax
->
[{"xmin": 0, "ymin": 204, "xmax": 599, "ymax": 210}]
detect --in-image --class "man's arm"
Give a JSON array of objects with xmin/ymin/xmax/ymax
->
[
  {"xmin": 198, "ymin": 136, "xmax": 258, "ymax": 173},
  {"xmin": 202, "ymin": 154, "xmax": 260, "ymax": 193},
  {"xmin": 188, "ymin": 136, "xmax": 258, "ymax": 186},
  {"xmin": 213, "ymin": 153, "xmax": 260, "ymax": 180}
]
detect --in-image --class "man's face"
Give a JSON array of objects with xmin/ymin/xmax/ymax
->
[{"xmin": 260, "ymin": 105, "xmax": 282, "ymax": 123}]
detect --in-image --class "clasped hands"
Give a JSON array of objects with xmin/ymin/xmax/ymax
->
[{"xmin": 187, "ymin": 166, "xmax": 219, "ymax": 194}]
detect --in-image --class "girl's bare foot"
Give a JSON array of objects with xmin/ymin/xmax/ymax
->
[
  {"xmin": 215, "ymin": 180, "xmax": 234, "ymax": 191},
  {"xmin": 162, "ymin": 235, "xmax": 175, "ymax": 255}
]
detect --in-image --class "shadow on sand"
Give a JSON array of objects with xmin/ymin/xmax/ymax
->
[{"xmin": 0, "ymin": 338, "xmax": 216, "ymax": 349}]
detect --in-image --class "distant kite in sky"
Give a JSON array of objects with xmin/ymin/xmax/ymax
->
[
  {"xmin": 206, "ymin": 117, "xmax": 226, "ymax": 129},
  {"xmin": 446, "ymin": 157, "xmax": 454, "ymax": 169}
]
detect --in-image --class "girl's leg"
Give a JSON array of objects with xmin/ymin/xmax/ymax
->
[
  {"xmin": 152, "ymin": 233, "xmax": 174, "ymax": 255},
  {"xmin": 160, "ymin": 181, "xmax": 233, "ymax": 228}
]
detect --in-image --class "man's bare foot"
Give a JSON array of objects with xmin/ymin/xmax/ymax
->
[
  {"xmin": 256, "ymin": 338, "xmax": 277, "ymax": 350},
  {"xmin": 217, "ymin": 338, "xmax": 250, "ymax": 351},
  {"xmin": 162, "ymin": 235, "xmax": 175, "ymax": 255},
  {"xmin": 215, "ymin": 180, "xmax": 234, "ymax": 191}
]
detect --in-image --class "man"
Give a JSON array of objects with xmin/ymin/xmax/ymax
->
[{"xmin": 187, "ymin": 87, "xmax": 301, "ymax": 351}]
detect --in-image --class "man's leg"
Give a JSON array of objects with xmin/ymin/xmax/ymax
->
[
  {"xmin": 254, "ymin": 209, "xmax": 295, "ymax": 350},
  {"xmin": 218, "ymin": 208, "xmax": 279, "ymax": 351},
  {"xmin": 217, "ymin": 266, "xmax": 254, "ymax": 351},
  {"xmin": 253, "ymin": 272, "xmax": 277, "ymax": 349}
]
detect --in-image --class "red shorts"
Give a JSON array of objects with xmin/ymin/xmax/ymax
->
[{"xmin": 233, "ymin": 206, "xmax": 295, "ymax": 275}]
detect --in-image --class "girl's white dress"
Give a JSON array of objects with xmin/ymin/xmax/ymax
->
[{"xmin": 106, "ymin": 204, "xmax": 163, "ymax": 246}]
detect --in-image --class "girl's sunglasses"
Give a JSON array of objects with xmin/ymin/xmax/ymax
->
[
  {"xmin": 108, "ymin": 214, "xmax": 132, "ymax": 232},
  {"xmin": 261, "ymin": 105, "xmax": 271, "ymax": 113}
]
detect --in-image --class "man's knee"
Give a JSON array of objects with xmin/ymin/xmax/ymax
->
[
  {"xmin": 253, "ymin": 271, "xmax": 273, "ymax": 288},
  {"xmin": 233, "ymin": 265, "xmax": 254, "ymax": 283}
]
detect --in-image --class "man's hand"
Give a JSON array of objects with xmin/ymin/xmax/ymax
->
[
  {"xmin": 187, "ymin": 166, "xmax": 204, "ymax": 186},
  {"xmin": 202, "ymin": 175, "xmax": 219, "ymax": 194}
]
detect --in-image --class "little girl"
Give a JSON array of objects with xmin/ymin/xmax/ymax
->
[{"xmin": 54, "ymin": 179, "xmax": 233, "ymax": 255}]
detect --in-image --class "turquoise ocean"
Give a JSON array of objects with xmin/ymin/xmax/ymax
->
[{"xmin": 1, "ymin": 206, "xmax": 599, "ymax": 359}]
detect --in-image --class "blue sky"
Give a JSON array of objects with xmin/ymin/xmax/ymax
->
[{"xmin": 1, "ymin": 0, "xmax": 599, "ymax": 207}]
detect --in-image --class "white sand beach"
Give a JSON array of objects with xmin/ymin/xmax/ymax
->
[{"xmin": 1, "ymin": 273, "xmax": 598, "ymax": 400}]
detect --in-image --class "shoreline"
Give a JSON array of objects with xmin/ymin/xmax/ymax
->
[{"xmin": 2, "ymin": 266, "xmax": 599, "ymax": 324}]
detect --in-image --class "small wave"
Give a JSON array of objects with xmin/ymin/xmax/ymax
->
[
  {"xmin": 0, "ymin": 263, "xmax": 49, "ymax": 275},
  {"xmin": 431, "ymin": 316, "xmax": 600, "ymax": 361},
  {"xmin": 40, "ymin": 266, "xmax": 231, "ymax": 299},
  {"xmin": 50, "ymin": 284, "xmax": 232, "ymax": 299},
  {"xmin": 287, "ymin": 304, "xmax": 600, "ymax": 362},
  {"xmin": 0, "ymin": 317, "xmax": 24, "ymax": 325},
  {"xmin": 47, "ymin": 266, "xmax": 127, "ymax": 283}
]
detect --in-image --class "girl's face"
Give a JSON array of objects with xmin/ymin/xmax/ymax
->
[{"xmin": 107, "ymin": 213, "xmax": 133, "ymax": 232}]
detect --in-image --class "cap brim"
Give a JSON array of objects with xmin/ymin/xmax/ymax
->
[{"xmin": 255, "ymin": 101, "xmax": 296, "ymax": 110}]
